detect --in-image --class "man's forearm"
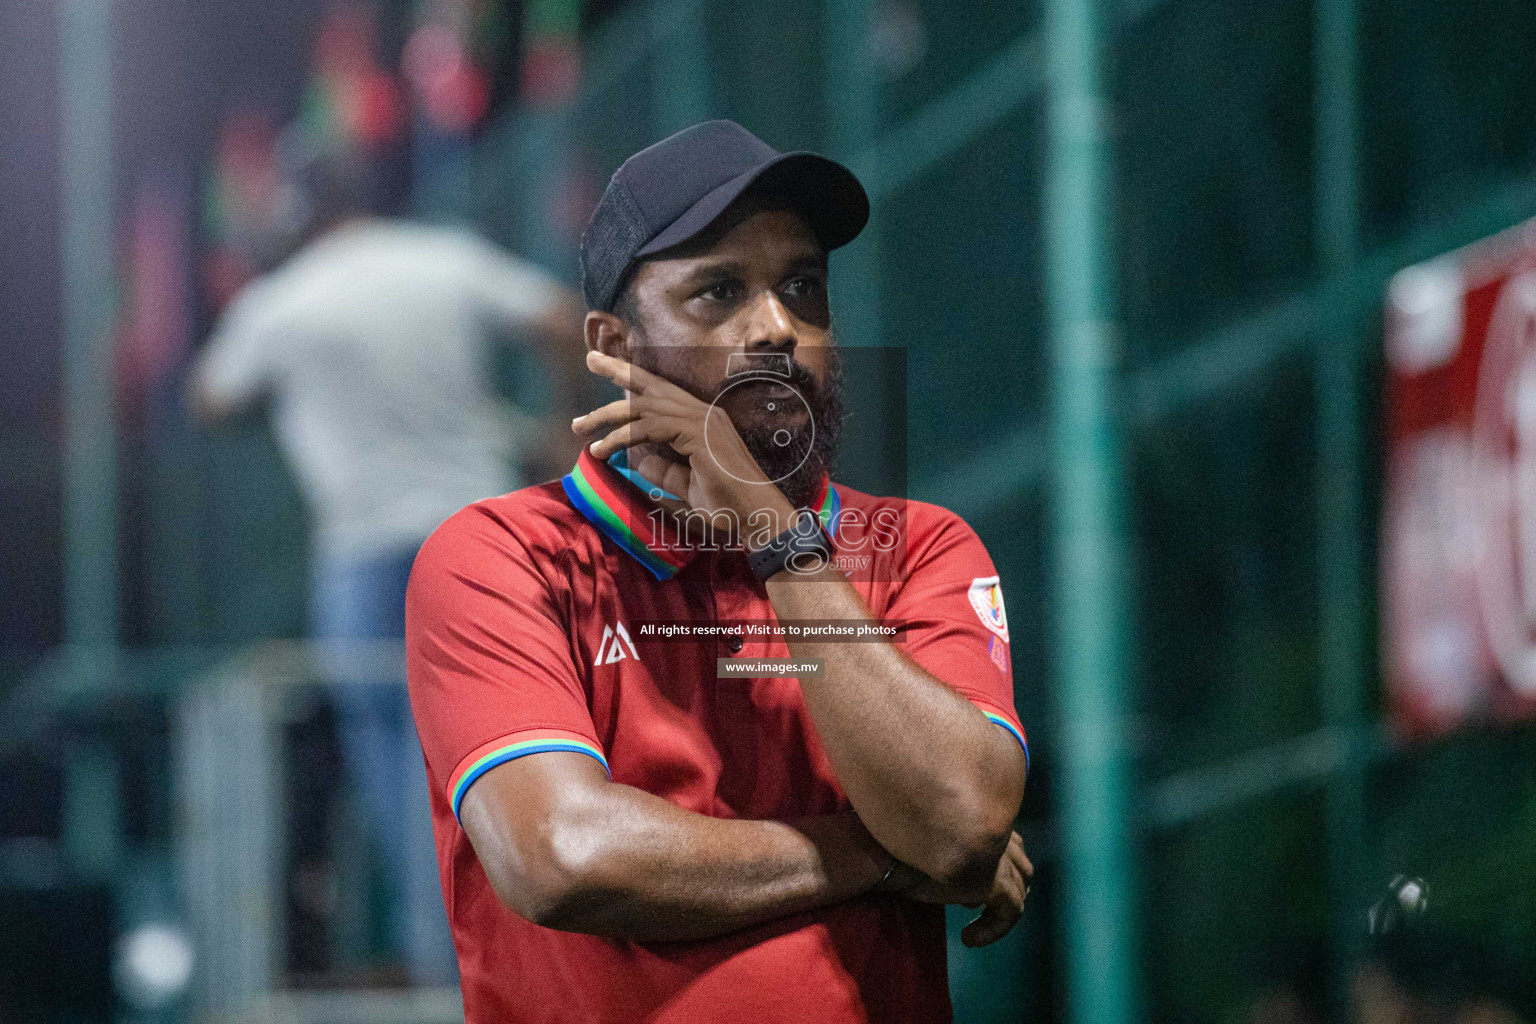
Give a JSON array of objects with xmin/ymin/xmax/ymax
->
[
  {"xmin": 764, "ymin": 565, "xmax": 1024, "ymax": 885},
  {"xmin": 490, "ymin": 782, "xmax": 895, "ymax": 942}
]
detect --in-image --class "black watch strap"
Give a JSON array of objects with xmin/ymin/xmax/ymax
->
[{"xmin": 748, "ymin": 509, "xmax": 835, "ymax": 583}]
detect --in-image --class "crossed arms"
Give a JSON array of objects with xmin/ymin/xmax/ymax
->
[{"xmin": 458, "ymin": 565, "xmax": 1031, "ymax": 947}]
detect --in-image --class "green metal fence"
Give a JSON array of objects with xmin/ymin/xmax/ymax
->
[{"xmin": 458, "ymin": 0, "xmax": 1536, "ymax": 1020}]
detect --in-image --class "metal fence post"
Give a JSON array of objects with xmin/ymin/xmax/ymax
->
[
  {"xmin": 178, "ymin": 672, "xmax": 281, "ymax": 1012},
  {"xmin": 824, "ymin": 0, "xmax": 881, "ymax": 352},
  {"xmin": 58, "ymin": 0, "xmax": 119, "ymax": 650},
  {"xmin": 1313, "ymin": 0, "xmax": 1369, "ymax": 1013},
  {"xmin": 824, "ymin": 0, "xmax": 904, "ymax": 496},
  {"xmin": 1043, "ymin": 0, "xmax": 1139, "ymax": 1020}
]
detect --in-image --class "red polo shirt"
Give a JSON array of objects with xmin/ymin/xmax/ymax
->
[{"xmin": 405, "ymin": 449, "xmax": 1027, "ymax": 1024}]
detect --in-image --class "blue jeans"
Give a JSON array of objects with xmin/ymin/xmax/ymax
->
[{"xmin": 312, "ymin": 546, "xmax": 458, "ymax": 987}]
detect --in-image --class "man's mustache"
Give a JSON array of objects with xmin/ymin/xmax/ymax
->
[
  {"xmin": 710, "ymin": 360, "xmax": 823, "ymax": 405},
  {"xmin": 625, "ymin": 348, "xmax": 833, "ymax": 415}
]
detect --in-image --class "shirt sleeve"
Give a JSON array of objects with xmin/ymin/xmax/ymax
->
[
  {"xmin": 196, "ymin": 282, "xmax": 284, "ymax": 408},
  {"xmin": 406, "ymin": 503, "xmax": 608, "ymax": 826},
  {"xmin": 462, "ymin": 234, "xmax": 567, "ymax": 331},
  {"xmin": 883, "ymin": 506, "xmax": 1029, "ymax": 773}
]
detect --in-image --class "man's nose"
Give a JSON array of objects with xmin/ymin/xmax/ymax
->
[{"xmin": 743, "ymin": 290, "xmax": 797, "ymax": 353}]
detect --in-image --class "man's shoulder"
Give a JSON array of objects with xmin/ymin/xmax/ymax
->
[
  {"xmin": 831, "ymin": 482, "xmax": 977, "ymax": 540},
  {"xmin": 829, "ymin": 482, "xmax": 994, "ymax": 582},
  {"xmin": 216, "ymin": 265, "xmax": 302, "ymax": 330},
  {"xmin": 414, "ymin": 479, "xmax": 592, "ymax": 570},
  {"xmin": 348, "ymin": 219, "xmax": 512, "ymax": 268}
]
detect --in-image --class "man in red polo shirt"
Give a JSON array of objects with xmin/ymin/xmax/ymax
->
[{"xmin": 406, "ymin": 121, "xmax": 1031, "ymax": 1023}]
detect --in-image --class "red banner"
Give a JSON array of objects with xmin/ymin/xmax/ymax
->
[{"xmin": 1384, "ymin": 219, "xmax": 1536, "ymax": 736}]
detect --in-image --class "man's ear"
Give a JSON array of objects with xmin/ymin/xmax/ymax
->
[{"xmin": 584, "ymin": 310, "xmax": 629, "ymax": 360}]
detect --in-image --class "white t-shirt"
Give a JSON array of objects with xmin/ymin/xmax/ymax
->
[{"xmin": 198, "ymin": 219, "xmax": 565, "ymax": 559}]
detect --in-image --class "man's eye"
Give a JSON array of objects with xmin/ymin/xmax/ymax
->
[
  {"xmin": 699, "ymin": 282, "xmax": 740, "ymax": 301},
  {"xmin": 784, "ymin": 277, "xmax": 825, "ymax": 298}
]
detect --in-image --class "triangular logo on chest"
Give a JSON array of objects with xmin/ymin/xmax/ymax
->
[{"xmin": 595, "ymin": 621, "xmax": 641, "ymax": 666}]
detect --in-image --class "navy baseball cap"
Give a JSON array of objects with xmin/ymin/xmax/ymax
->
[{"xmin": 580, "ymin": 120, "xmax": 869, "ymax": 312}]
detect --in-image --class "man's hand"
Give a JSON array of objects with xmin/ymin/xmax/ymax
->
[
  {"xmin": 572, "ymin": 350, "xmax": 796, "ymax": 537},
  {"xmin": 896, "ymin": 830, "xmax": 1033, "ymax": 948}
]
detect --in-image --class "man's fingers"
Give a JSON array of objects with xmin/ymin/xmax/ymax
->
[
  {"xmin": 1000, "ymin": 856, "xmax": 1026, "ymax": 908},
  {"xmin": 959, "ymin": 908, "xmax": 1001, "ymax": 947},
  {"xmin": 586, "ymin": 350, "xmax": 687, "ymax": 401},
  {"xmin": 961, "ymin": 888, "xmax": 1024, "ymax": 947},
  {"xmin": 585, "ymin": 349, "xmax": 645, "ymax": 391},
  {"xmin": 588, "ymin": 417, "xmax": 690, "ymax": 461},
  {"xmin": 571, "ymin": 397, "xmax": 647, "ymax": 435},
  {"xmin": 634, "ymin": 452, "xmax": 691, "ymax": 498},
  {"xmin": 960, "ymin": 906, "xmax": 1019, "ymax": 947},
  {"xmin": 962, "ymin": 857, "xmax": 1028, "ymax": 948},
  {"xmin": 1010, "ymin": 832, "xmax": 1034, "ymax": 882},
  {"xmin": 1009, "ymin": 842, "xmax": 1033, "ymax": 910}
]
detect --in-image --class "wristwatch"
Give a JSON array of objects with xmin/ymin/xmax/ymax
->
[{"xmin": 748, "ymin": 508, "xmax": 836, "ymax": 583}]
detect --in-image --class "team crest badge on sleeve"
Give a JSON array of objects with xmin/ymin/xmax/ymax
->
[
  {"xmin": 968, "ymin": 576, "xmax": 1010, "ymax": 642},
  {"xmin": 988, "ymin": 635, "xmax": 1009, "ymax": 674}
]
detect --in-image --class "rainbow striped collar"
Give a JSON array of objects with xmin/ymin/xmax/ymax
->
[{"xmin": 561, "ymin": 448, "xmax": 842, "ymax": 581}]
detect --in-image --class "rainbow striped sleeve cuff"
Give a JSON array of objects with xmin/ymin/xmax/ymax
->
[
  {"xmin": 971, "ymin": 700, "xmax": 1030, "ymax": 777},
  {"xmin": 447, "ymin": 728, "xmax": 611, "ymax": 824}
]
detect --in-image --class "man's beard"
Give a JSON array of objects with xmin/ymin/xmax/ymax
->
[
  {"xmin": 729, "ymin": 348, "xmax": 844, "ymax": 510},
  {"xmin": 628, "ymin": 341, "xmax": 845, "ymax": 511}
]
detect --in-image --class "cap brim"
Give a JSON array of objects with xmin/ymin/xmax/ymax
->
[{"xmin": 635, "ymin": 152, "xmax": 869, "ymax": 260}]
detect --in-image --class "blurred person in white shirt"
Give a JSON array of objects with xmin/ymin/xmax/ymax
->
[{"xmin": 189, "ymin": 146, "xmax": 587, "ymax": 987}]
